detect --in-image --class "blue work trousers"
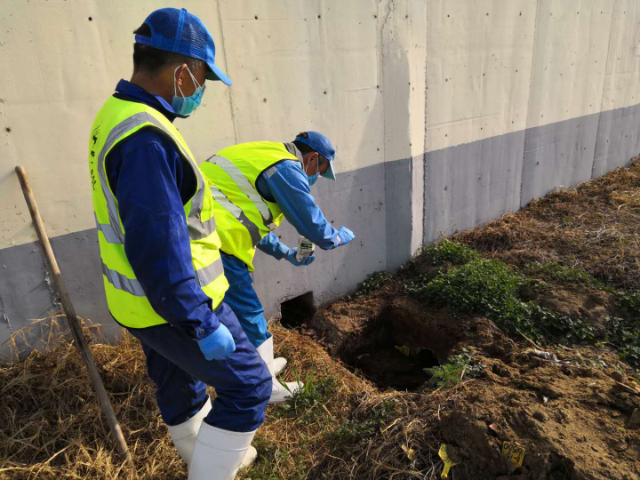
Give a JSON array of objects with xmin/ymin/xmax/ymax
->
[
  {"xmin": 125, "ymin": 302, "xmax": 272, "ymax": 432},
  {"xmin": 221, "ymin": 253, "xmax": 270, "ymax": 348}
]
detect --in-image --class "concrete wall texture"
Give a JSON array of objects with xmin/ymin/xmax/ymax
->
[{"xmin": 1, "ymin": 0, "xmax": 639, "ymax": 359}]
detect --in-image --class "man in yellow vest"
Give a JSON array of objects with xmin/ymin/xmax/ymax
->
[
  {"xmin": 88, "ymin": 8, "xmax": 271, "ymax": 479},
  {"xmin": 200, "ymin": 133, "xmax": 355, "ymax": 404}
]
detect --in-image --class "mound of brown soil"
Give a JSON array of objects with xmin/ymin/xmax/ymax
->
[
  {"xmin": 454, "ymin": 159, "xmax": 640, "ymax": 289},
  {"xmin": 306, "ymin": 294, "xmax": 640, "ymax": 480}
]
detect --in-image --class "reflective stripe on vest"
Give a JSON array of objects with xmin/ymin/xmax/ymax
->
[
  {"xmin": 95, "ymin": 112, "xmax": 216, "ymax": 245},
  {"xmin": 101, "ymin": 262, "xmax": 145, "ymax": 296},
  {"xmin": 200, "ymin": 142, "xmax": 299, "ymax": 271},
  {"xmin": 207, "ymin": 155, "xmax": 275, "ymax": 228},
  {"xmin": 209, "ymin": 183, "xmax": 263, "ymax": 246},
  {"xmin": 89, "ymin": 97, "xmax": 228, "ymax": 329}
]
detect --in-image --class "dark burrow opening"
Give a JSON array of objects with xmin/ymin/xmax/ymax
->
[
  {"xmin": 280, "ymin": 291, "xmax": 317, "ymax": 329},
  {"xmin": 346, "ymin": 341, "xmax": 440, "ymax": 391},
  {"xmin": 336, "ymin": 303, "xmax": 459, "ymax": 391},
  {"xmin": 290, "ymin": 295, "xmax": 463, "ymax": 391},
  {"xmin": 308, "ymin": 298, "xmax": 465, "ymax": 391}
]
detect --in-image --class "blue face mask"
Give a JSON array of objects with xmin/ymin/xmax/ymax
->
[
  {"xmin": 304, "ymin": 157, "xmax": 320, "ymax": 186},
  {"xmin": 307, "ymin": 173, "xmax": 319, "ymax": 186},
  {"xmin": 171, "ymin": 66, "xmax": 205, "ymax": 117}
]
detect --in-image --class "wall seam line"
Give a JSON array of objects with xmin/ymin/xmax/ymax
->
[
  {"xmin": 215, "ymin": 0, "xmax": 239, "ymax": 144},
  {"xmin": 379, "ymin": 0, "xmax": 389, "ymax": 269},
  {"xmin": 519, "ymin": 0, "xmax": 541, "ymax": 208},
  {"xmin": 591, "ymin": 6, "xmax": 618, "ymax": 180},
  {"xmin": 421, "ymin": 0, "xmax": 429, "ymax": 245}
]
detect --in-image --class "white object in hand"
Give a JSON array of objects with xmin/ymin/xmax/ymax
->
[{"xmin": 296, "ymin": 236, "xmax": 315, "ymax": 262}]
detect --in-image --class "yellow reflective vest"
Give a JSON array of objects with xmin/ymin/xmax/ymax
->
[
  {"xmin": 199, "ymin": 142, "xmax": 301, "ymax": 271},
  {"xmin": 88, "ymin": 96, "xmax": 228, "ymax": 329}
]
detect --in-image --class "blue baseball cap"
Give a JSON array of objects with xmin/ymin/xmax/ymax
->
[
  {"xmin": 135, "ymin": 8, "xmax": 231, "ymax": 85},
  {"xmin": 294, "ymin": 131, "xmax": 336, "ymax": 180}
]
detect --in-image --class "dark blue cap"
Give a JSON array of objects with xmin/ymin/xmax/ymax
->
[
  {"xmin": 135, "ymin": 8, "xmax": 231, "ymax": 85},
  {"xmin": 295, "ymin": 131, "xmax": 336, "ymax": 180}
]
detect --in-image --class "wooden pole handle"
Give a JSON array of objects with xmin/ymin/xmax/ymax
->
[{"xmin": 14, "ymin": 165, "xmax": 133, "ymax": 466}]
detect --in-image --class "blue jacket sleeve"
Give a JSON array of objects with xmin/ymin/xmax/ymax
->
[
  {"xmin": 256, "ymin": 233, "xmax": 290, "ymax": 260},
  {"xmin": 256, "ymin": 162, "xmax": 339, "ymax": 250},
  {"xmin": 108, "ymin": 130, "xmax": 219, "ymax": 339}
]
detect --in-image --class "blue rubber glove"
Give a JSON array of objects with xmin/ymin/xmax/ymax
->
[
  {"xmin": 196, "ymin": 324, "xmax": 236, "ymax": 360},
  {"xmin": 285, "ymin": 248, "xmax": 316, "ymax": 266},
  {"xmin": 336, "ymin": 226, "xmax": 355, "ymax": 246}
]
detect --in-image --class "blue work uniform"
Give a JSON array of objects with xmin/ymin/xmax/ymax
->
[
  {"xmin": 105, "ymin": 79, "xmax": 271, "ymax": 431},
  {"xmin": 221, "ymin": 153, "xmax": 340, "ymax": 348}
]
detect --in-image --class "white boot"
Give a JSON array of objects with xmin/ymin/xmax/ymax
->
[
  {"xmin": 256, "ymin": 337, "xmax": 303, "ymax": 404},
  {"xmin": 168, "ymin": 398, "xmax": 212, "ymax": 465},
  {"xmin": 272, "ymin": 356, "xmax": 288, "ymax": 376},
  {"xmin": 188, "ymin": 422, "xmax": 257, "ymax": 480}
]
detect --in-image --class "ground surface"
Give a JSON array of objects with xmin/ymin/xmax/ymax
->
[{"xmin": 1, "ymin": 161, "xmax": 640, "ymax": 479}]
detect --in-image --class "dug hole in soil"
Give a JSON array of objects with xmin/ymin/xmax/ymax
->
[{"xmin": 290, "ymin": 287, "xmax": 640, "ymax": 480}]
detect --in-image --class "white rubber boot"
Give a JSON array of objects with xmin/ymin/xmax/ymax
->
[
  {"xmin": 167, "ymin": 398, "xmax": 212, "ymax": 465},
  {"xmin": 256, "ymin": 337, "xmax": 303, "ymax": 404},
  {"xmin": 188, "ymin": 422, "xmax": 257, "ymax": 480},
  {"xmin": 272, "ymin": 356, "xmax": 287, "ymax": 376}
]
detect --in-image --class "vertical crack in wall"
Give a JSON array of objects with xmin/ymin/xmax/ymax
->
[
  {"xmin": 519, "ymin": 0, "xmax": 541, "ymax": 208},
  {"xmin": 421, "ymin": 0, "xmax": 429, "ymax": 244},
  {"xmin": 591, "ymin": 4, "xmax": 618, "ymax": 180},
  {"xmin": 215, "ymin": 0, "xmax": 239, "ymax": 144},
  {"xmin": 379, "ymin": 0, "xmax": 388, "ymax": 269}
]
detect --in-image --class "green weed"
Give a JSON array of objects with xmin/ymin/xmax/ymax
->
[
  {"xmin": 272, "ymin": 372, "xmax": 336, "ymax": 422},
  {"xmin": 617, "ymin": 290, "xmax": 640, "ymax": 317},
  {"xmin": 605, "ymin": 316, "xmax": 640, "ymax": 370},
  {"xmin": 416, "ymin": 258, "xmax": 526, "ymax": 317},
  {"xmin": 351, "ymin": 271, "xmax": 393, "ymax": 298},
  {"xmin": 243, "ymin": 437, "xmax": 307, "ymax": 479},
  {"xmin": 330, "ymin": 401, "xmax": 395, "ymax": 446},
  {"xmin": 425, "ymin": 349, "xmax": 483, "ymax": 389},
  {"xmin": 418, "ymin": 239, "xmax": 480, "ymax": 266},
  {"xmin": 408, "ymin": 257, "xmax": 595, "ymax": 343}
]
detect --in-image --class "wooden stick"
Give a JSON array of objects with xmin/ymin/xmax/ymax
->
[{"xmin": 15, "ymin": 165, "xmax": 133, "ymax": 466}]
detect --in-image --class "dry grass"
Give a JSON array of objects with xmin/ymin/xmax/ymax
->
[
  {"xmin": 243, "ymin": 326, "xmax": 458, "ymax": 480},
  {"xmin": 0, "ymin": 316, "xmax": 183, "ymax": 480},
  {"xmin": 3, "ymin": 160, "xmax": 640, "ymax": 479},
  {"xmin": 0, "ymin": 317, "xmax": 448, "ymax": 480},
  {"xmin": 454, "ymin": 158, "xmax": 640, "ymax": 288}
]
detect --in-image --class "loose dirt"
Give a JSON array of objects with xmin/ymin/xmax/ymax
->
[
  {"xmin": 296, "ymin": 159, "xmax": 640, "ymax": 478},
  {"xmin": 1, "ymin": 162, "xmax": 640, "ymax": 479},
  {"xmin": 454, "ymin": 158, "xmax": 640, "ymax": 289},
  {"xmin": 305, "ymin": 288, "xmax": 640, "ymax": 479}
]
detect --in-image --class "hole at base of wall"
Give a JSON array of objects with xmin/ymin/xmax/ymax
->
[{"xmin": 280, "ymin": 291, "xmax": 316, "ymax": 329}]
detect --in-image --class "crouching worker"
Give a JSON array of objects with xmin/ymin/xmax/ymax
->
[
  {"xmin": 200, "ymin": 132, "xmax": 355, "ymax": 404},
  {"xmin": 87, "ymin": 8, "xmax": 271, "ymax": 479}
]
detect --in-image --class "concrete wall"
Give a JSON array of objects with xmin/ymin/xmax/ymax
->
[{"xmin": 1, "ymin": 0, "xmax": 639, "ymax": 360}]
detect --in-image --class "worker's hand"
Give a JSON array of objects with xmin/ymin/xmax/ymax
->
[
  {"xmin": 196, "ymin": 324, "xmax": 236, "ymax": 360},
  {"xmin": 285, "ymin": 248, "xmax": 316, "ymax": 266},
  {"xmin": 336, "ymin": 226, "xmax": 355, "ymax": 247}
]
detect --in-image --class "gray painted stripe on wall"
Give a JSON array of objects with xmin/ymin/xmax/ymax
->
[
  {"xmin": 521, "ymin": 111, "xmax": 601, "ymax": 207},
  {"xmin": 423, "ymin": 102, "xmax": 640, "ymax": 243},
  {"xmin": 424, "ymin": 129, "xmax": 525, "ymax": 243},
  {"xmin": 2, "ymin": 101, "xmax": 640, "ymax": 360},
  {"xmin": 593, "ymin": 103, "xmax": 640, "ymax": 178}
]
